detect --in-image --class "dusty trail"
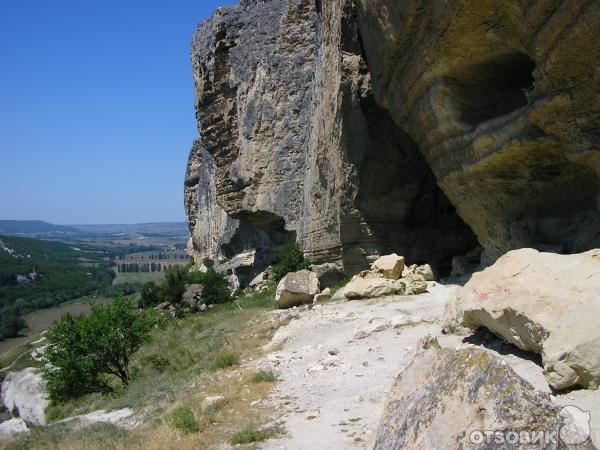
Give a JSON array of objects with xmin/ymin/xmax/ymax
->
[{"xmin": 252, "ymin": 282, "xmax": 600, "ymax": 450}]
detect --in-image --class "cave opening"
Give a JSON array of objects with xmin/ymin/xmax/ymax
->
[
  {"xmin": 447, "ymin": 51, "xmax": 535, "ymax": 126},
  {"xmin": 341, "ymin": 94, "xmax": 480, "ymax": 276}
]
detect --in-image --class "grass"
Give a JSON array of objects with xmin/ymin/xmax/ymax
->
[
  {"xmin": 4, "ymin": 422, "xmax": 135, "ymax": 450},
  {"xmin": 9, "ymin": 286, "xmax": 284, "ymax": 450},
  {"xmin": 329, "ymin": 278, "xmax": 350, "ymax": 296},
  {"xmin": 208, "ymin": 352, "xmax": 240, "ymax": 371},
  {"xmin": 230, "ymin": 425, "xmax": 281, "ymax": 445},
  {"xmin": 168, "ymin": 406, "xmax": 199, "ymax": 433},
  {"xmin": 251, "ymin": 369, "xmax": 278, "ymax": 384}
]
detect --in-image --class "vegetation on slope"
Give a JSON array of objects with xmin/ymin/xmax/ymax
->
[
  {"xmin": 7, "ymin": 286, "xmax": 284, "ymax": 450},
  {"xmin": 42, "ymin": 297, "xmax": 159, "ymax": 403},
  {"xmin": 0, "ymin": 235, "xmax": 116, "ymax": 340}
]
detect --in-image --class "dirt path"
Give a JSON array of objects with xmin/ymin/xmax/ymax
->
[{"xmin": 254, "ymin": 282, "xmax": 600, "ymax": 449}]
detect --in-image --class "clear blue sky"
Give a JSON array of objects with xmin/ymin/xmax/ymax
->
[{"xmin": 0, "ymin": 0, "xmax": 235, "ymax": 224}]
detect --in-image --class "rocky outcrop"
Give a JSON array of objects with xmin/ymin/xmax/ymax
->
[
  {"xmin": 374, "ymin": 337, "xmax": 594, "ymax": 449},
  {"xmin": 185, "ymin": 0, "xmax": 479, "ymax": 278},
  {"xmin": 185, "ymin": 0, "xmax": 598, "ymax": 276},
  {"xmin": 443, "ymin": 248, "xmax": 600, "ymax": 390}
]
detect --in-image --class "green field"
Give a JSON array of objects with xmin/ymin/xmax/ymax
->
[{"xmin": 113, "ymin": 271, "xmax": 166, "ymax": 284}]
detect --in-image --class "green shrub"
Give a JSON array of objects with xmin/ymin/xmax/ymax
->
[
  {"xmin": 230, "ymin": 426, "xmax": 280, "ymax": 445},
  {"xmin": 208, "ymin": 352, "xmax": 240, "ymax": 371},
  {"xmin": 272, "ymin": 243, "xmax": 309, "ymax": 281},
  {"xmin": 187, "ymin": 268, "xmax": 231, "ymax": 305},
  {"xmin": 162, "ymin": 266, "xmax": 188, "ymax": 305},
  {"xmin": 251, "ymin": 369, "xmax": 278, "ymax": 383},
  {"xmin": 168, "ymin": 405, "xmax": 199, "ymax": 433},
  {"xmin": 42, "ymin": 296, "xmax": 157, "ymax": 403}
]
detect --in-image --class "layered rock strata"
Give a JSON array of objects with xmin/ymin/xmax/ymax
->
[{"xmin": 185, "ymin": 0, "xmax": 599, "ymax": 277}]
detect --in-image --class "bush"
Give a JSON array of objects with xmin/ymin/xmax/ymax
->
[
  {"xmin": 208, "ymin": 352, "xmax": 240, "ymax": 371},
  {"xmin": 230, "ymin": 426, "xmax": 279, "ymax": 445},
  {"xmin": 42, "ymin": 296, "xmax": 157, "ymax": 403},
  {"xmin": 162, "ymin": 266, "xmax": 188, "ymax": 305},
  {"xmin": 168, "ymin": 405, "xmax": 199, "ymax": 433},
  {"xmin": 137, "ymin": 267, "xmax": 231, "ymax": 310},
  {"xmin": 187, "ymin": 268, "xmax": 231, "ymax": 305},
  {"xmin": 272, "ymin": 243, "xmax": 309, "ymax": 281},
  {"xmin": 251, "ymin": 369, "xmax": 278, "ymax": 384}
]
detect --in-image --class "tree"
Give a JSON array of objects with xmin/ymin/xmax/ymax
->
[
  {"xmin": 139, "ymin": 281, "xmax": 162, "ymax": 308},
  {"xmin": 272, "ymin": 243, "xmax": 310, "ymax": 281},
  {"xmin": 0, "ymin": 305, "xmax": 26, "ymax": 340},
  {"xmin": 42, "ymin": 296, "xmax": 156, "ymax": 403}
]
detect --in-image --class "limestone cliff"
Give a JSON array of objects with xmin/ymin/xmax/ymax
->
[{"xmin": 185, "ymin": 0, "xmax": 599, "ymax": 277}]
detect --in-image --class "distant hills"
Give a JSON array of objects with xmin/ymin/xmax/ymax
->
[
  {"xmin": 0, "ymin": 220, "xmax": 81, "ymax": 236},
  {"xmin": 0, "ymin": 220, "xmax": 189, "ymax": 240}
]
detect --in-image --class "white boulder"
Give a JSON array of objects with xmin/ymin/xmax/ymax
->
[
  {"xmin": 370, "ymin": 254, "xmax": 405, "ymax": 280},
  {"xmin": 276, "ymin": 270, "xmax": 320, "ymax": 308},
  {"xmin": 338, "ymin": 277, "xmax": 406, "ymax": 300}
]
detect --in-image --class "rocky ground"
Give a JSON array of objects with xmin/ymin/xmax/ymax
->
[{"xmin": 250, "ymin": 282, "xmax": 600, "ymax": 449}]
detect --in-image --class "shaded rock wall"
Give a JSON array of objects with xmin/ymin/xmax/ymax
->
[
  {"xmin": 185, "ymin": 0, "xmax": 598, "ymax": 275},
  {"xmin": 354, "ymin": 0, "xmax": 600, "ymax": 263}
]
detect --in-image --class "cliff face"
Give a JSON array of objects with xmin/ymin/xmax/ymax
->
[{"xmin": 185, "ymin": 0, "xmax": 599, "ymax": 278}]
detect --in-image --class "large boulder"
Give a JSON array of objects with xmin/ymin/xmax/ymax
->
[
  {"xmin": 374, "ymin": 337, "xmax": 594, "ymax": 449},
  {"xmin": 370, "ymin": 254, "xmax": 405, "ymax": 280},
  {"xmin": 275, "ymin": 270, "xmax": 320, "ymax": 308},
  {"xmin": 443, "ymin": 248, "xmax": 600, "ymax": 390},
  {"xmin": 338, "ymin": 277, "xmax": 406, "ymax": 300},
  {"xmin": 0, "ymin": 418, "xmax": 29, "ymax": 440}
]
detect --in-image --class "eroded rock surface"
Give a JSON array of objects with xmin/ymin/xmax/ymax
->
[
  {"xmin": 374, "ymin": 338, "xmax": 594, "ymax": 449},
  {"xmin": 185, "ymin": 0, "xmax": 479, "ymax": 277},
  {"xmin": 186, "ymin": 0, "xmax": 599, "ymax": 276},
  {"xmin": 354, "ymin": 0, "xmax": 600, "ymax": 263}
]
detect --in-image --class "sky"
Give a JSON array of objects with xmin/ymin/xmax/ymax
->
[{"xmin": 0, "ymin": 0, "xmax": 236, "ymax": 224}]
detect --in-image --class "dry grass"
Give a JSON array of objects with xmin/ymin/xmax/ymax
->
[{"xmin": 5, "ymin": 287, "xmax": 286, "ymax": 450}]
